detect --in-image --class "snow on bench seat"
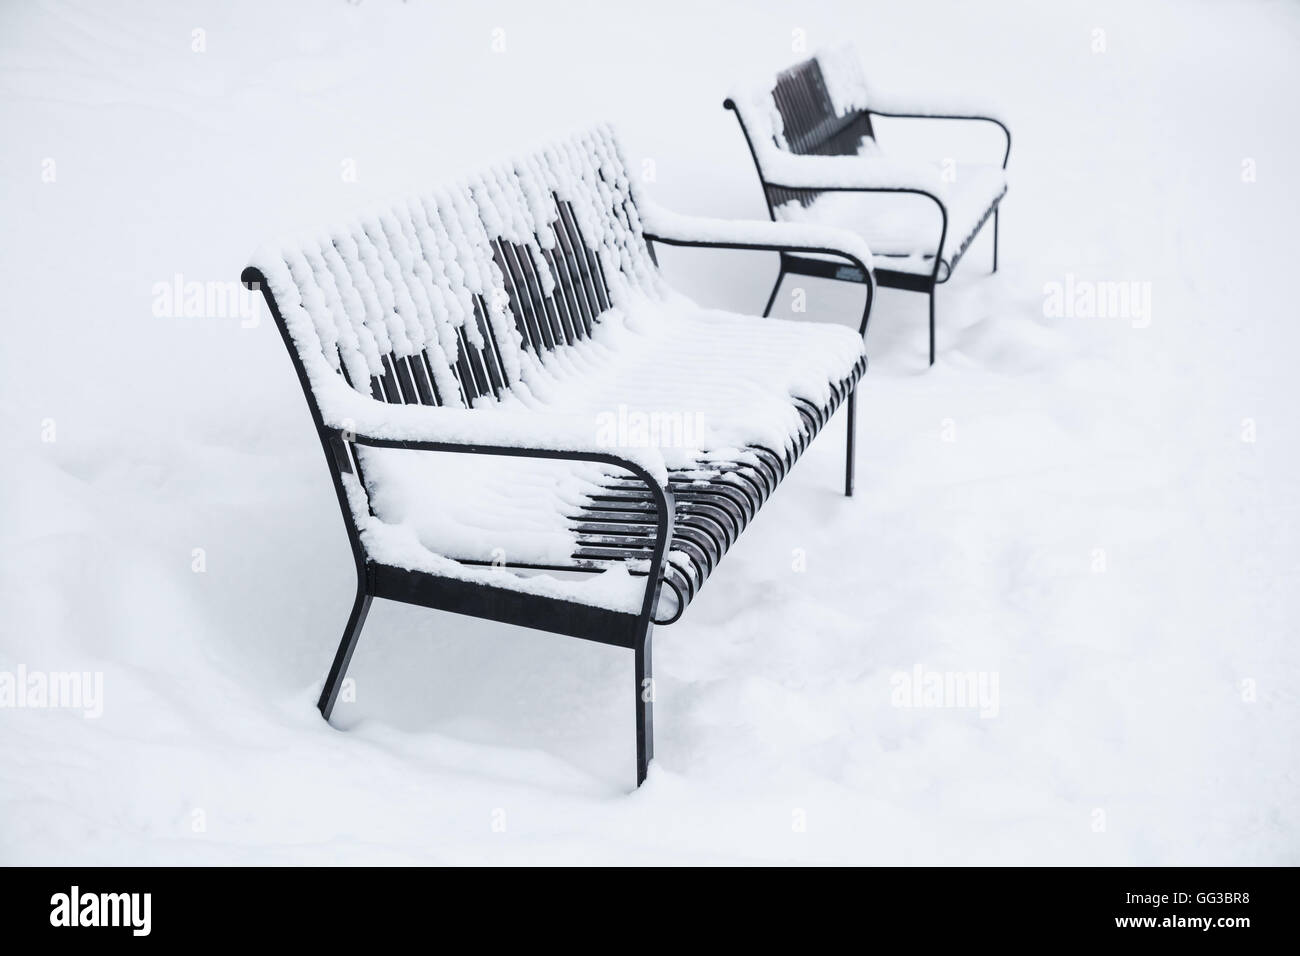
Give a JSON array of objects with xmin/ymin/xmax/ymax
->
[
  {"xmin": 777, "ymin": 162, "xmax": 1007, "ymax": 279},
  {"xmin": 358, "ymin": 292, "xmax": 864, "ymax": 621}
]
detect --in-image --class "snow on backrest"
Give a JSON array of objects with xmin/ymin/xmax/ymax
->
[
  {"xmin": 730, "ymin": 48, "xmax": 878, "ymax": 212},
  {"xmin": 771, "ymin": 53, "xmax": 875, "ymax": 157},
  {"xmin": 256, "ymin": 125, "xmax": 660, "ymax": 411}
]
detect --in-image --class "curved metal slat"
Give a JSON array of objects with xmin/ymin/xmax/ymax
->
[{"xmin": 555, "ymin": 356, "xmax": 866, "ymax": 625}]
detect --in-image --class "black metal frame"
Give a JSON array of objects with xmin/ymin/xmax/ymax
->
[
  {"xmin": 723, "ymin": 57, "xmax": 1011, "ymax": 366},
  {"xmin": 244, "ymin": 265, "xmax": 673, "ymax": 786},
  {"xmin": 242, "ymin": 191, "xmax": 868, "ymax": 788}
]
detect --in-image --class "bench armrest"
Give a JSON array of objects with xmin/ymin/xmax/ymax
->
[
  {"xmin": 346, "ymin": 429, "xmax": 671, "ymax": 497},
  {"xmin": 759, "ymin": 151, "xmax": 952, "ymax": 198},
  {"xmin": 337, "ymin": 421, "xmax": 676, "ymax": 627},
  {"xmin": 640, "ymin": 201, "xmax": 875, "ymax": 336},
  {"xmin": 332, "ymin": 408, "xmax": 675, "ymax": 618},
  {"xmin": 316, "ymin": 392, "xmax": 671, "ymax": 494},
  {"xmin": 865, "ymin": 90, "xmax": 1007, "ymax": 123},
  {"xmin": 745, "ymin": 154, "xmax": 953, "ymax": 272},
  {"xmin": 863, "ymin": 100, "xmax": 1011, "ymax": 169},
  {"xmin": 323, "ymin": 400, "xmax": 677, "ymax": 619},
  {"xmin": 640, "ymin": 201, "xmax": 875, "ymax": 271}
]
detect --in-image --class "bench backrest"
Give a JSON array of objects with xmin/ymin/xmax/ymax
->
[
  {"xmin": 250, "ymin": 125, "xmax": 659, "ymax": 414},
  {"xmin": 771, "ymin": 55, "xmax": 875, "ymax": 158},
  {"xmin": 728, "ymin": 48, "xmax": 875, "ymax": 215}
]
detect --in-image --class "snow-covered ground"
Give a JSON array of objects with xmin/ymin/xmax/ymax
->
[{"xmin": 2, "ymin": 0, "xmax": 1297, "ymax": 864}]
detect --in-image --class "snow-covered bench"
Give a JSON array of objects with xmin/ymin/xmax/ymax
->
[
  {"xmin": 725, "ymin": 46, "xmax": 1011, "ymax": 364},
  {"xmin": 242, "ymin": 125, "xmax": 869, "ymax": 786}
]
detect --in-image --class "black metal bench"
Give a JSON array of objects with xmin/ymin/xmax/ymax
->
[
  {"xmin": 242, "ymin": 125, "xmax": 872, "ymax": 786},
  {"xmin": 724, "ymin": 47, "xmax": 1011, "ymax": 364}
]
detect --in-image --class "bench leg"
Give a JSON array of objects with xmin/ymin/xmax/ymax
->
[
  {"xmin": 928, "ymin": 290, "xmax": 936, "ymax": 367},
  {"xmin": 317, "ymin": 581, "xmax": 372, "ymax": 721},
  {"xmin": 844, "ymin": 387, "xmax": 856, "ymax": 497},
  {"xmin": 761, "ymin": 266, "xmax": 786, "ymax": 318},
  {"xmin": 992, "ymin": 208, "xmax": 1000, "ymax": 274},
  {"xmin": 634, "ymin": 625, "xmax": 654, "ymax": 786}
]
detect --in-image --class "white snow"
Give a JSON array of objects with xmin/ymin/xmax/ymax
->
[{"xmin": 1, "ymin": 0, "xmax": 1297, "ymax": 865}]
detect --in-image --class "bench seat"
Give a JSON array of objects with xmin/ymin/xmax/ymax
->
[
  {"xmin": 776, "ymin": 162, "xmax": 1007, "ymax": 279},
  {"xmin": 359, "ymin": 295, "xmax": 866, "ymax": 623}
]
